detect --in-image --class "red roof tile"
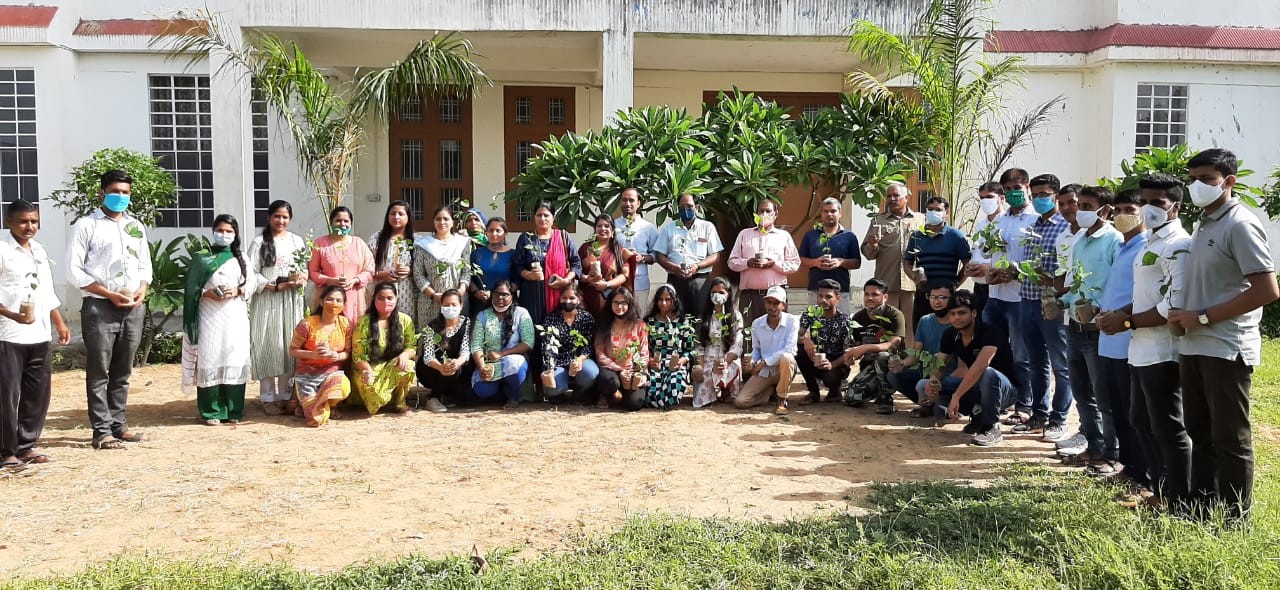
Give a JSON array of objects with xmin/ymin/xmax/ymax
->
[
  {"xmin": 987, "ymin": 24, "xmax": 1280, "ymax": 53},
  {"xmin": 72, "ymin": 18, "xmax": 206, "ymax": 37},
  {"xmin": 0, "ymin": 5, "xmax": 56, "ymax": 28}
]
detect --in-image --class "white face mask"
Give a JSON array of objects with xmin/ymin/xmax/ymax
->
[
  {"xmin": 1141, "ymin": 204, "xmax": 1172, "ymax": 230},
  {"xmin": 212, "ymin": 232, "xmax": 235, "ymax": 247},
  {"xmin": 710, "ymin": 292, "xmax": 728, "ymax": 305},
  {"xmin": 924, "ymin": 210, "xmax": 946, "ymax": 226},
  {"xmin": 1187, "ymin": 180, "xmax": 1225, "ymax": 207},
  {"xmin": 492, "ymin": 300, "xmax": 511, "ymax": 313},
  {"xmin": 440, "ymin": 306, "xmax": 462, "ymax": 320},
  {"xmin": 1074, "ymin": 210, "xmax": 1099, "ymax": 229},
  {"xmin": 979, "ymin": 198, "xmax": 1000, "ymax": 215}
]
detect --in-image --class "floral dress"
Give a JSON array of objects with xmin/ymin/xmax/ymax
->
[
  {"xmin": 694, "ymin": 308, "xmax": 744, "ymax": 407},
  {"xmin": 645, "ymin": 316, "xmax": 694, "ymax": 409},
  {"xmin": 412, "ymin": 234, "xmax": 473, "ymax": 328},
  {"xmin": 367, "ymin": 230, "xmax": 416, "ymax": 318}
]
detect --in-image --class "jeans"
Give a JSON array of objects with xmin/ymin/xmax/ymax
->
[
  {"xmin": 1097, "ymin": 356, "xmax": 1144, "ymax": 482},
  {"xmin": 473, "ymin": 362, "xmax": 528, "ymax": 403},
  {"xmin": 888, "ymin": 367, "xmax": 923, "ymax": 400},
  {"xmin": 1181, "ymin": 354, "xmax": 1254, "ymax": 521},
  {"xmin": 982, "ymin": 298, "xmax": 1030, "ymax": 409},
  {"xmin": 546, "ymin": 359, "xmax": 600, "ymax": 402},
  {"xmin": 918, "ymin": 375, "xmax": 963, "ymax": 419},
  {"xmin": 1017, "ymin": 300, "xmax": 1072, "ymax": 425},
  {"xmin": 1066, "ymin": 328, "xmax": 1110, "ymax": 456},
  {"xmin": 954, "ymin": 368, "xmax": 1015, "ymax": 428},
  {"xmin": 1133, "ymin": 361, "xmax": 1191, "ymax": 510},
  {"xmin": 82, "ymin": 297, "xmax": 144, "ymax": 439}
]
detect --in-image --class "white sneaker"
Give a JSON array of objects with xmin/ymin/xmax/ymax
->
[
  {"xmin": 425, "ymin": 398, "xmax": 448, "ymax": 413},
  {"xmin": 1042, "ymin": 422, "xmax": 1069, "ymax": 442}
]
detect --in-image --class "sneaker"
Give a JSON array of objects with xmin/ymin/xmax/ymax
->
[
  {"xmin": 1042, "ymin": 423, "xmax": 1069, "ymax": 442},
  {"xmin": 425, "ymin": 398, "xmax": 448, "ymax": 413},
  {"xmin": 971, "ymin": 426, "xmax": 1004, "ymax": 446},
  {"xmin": 1012, "ymin": 417, "xmax": 1046, "ymax": 434},
  {"xmin": 1055, "ymin": 432, "xmax": 1087, "ymax": 450},
  {"xmin": 962, "ymin": 420, "xmax": 982, "ymax": 435}
]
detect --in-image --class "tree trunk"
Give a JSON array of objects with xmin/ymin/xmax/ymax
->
[{"xmin": 134, "ymin": 307, "xmax": 156, "ymax": 367}]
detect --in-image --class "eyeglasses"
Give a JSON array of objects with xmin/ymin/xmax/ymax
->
[
  {"xmin": 493, "ymin": 292, "xmax": 512, "ymax": 299},
  {"xmin": 928, "ymin": 295, "xmax": 951, "ymax": 301}
]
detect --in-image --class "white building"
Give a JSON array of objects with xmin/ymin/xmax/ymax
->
[{"xmin": 0, "ymin": 0, "xmax": 1277, "ymax": 316}]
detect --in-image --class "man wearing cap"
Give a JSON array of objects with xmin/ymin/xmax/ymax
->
[{"xmin": 734, "ymin": 285, "xmax": 798, "ymax": 415}]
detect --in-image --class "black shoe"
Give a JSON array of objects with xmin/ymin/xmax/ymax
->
[
  {"xmin": 1012, "ymin": 417, "xmax": 1046, "ymax": 434},
  {"xmin": 876, "ymin": 403, "xmax": 894, "ymax": 415},
  {"xmin": 962, "ymin": 420, "xmax": 982, "ymax": 435}
]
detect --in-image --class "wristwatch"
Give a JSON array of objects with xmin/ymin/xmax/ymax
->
[
  {"xmin": 1122, "ymin": 319, "xmax": 1132, "ymax": 330},
  {"xmin": 1198, "ymin": 311, "xmax": 1211, "ymax": 326}
]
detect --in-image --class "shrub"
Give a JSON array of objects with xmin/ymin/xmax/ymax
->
[
  {"xmin": 48, "ymin": 147, "xmax": 179, "ymax": 226},
  {"xmin": 140, "ymin": 331, "xmax": 183, "ymax": 364}
]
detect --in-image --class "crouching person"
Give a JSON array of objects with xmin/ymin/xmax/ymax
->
[
  {"xmin": 797, "ymin": 280, "xmax": 854, "ymax": 405},
  {"xmin": 935, "ymin": 290, "xmax": 1021, "ymax": 446},
  {"xmin": 735, "ymin": 286, "xmax": 798, "ymax": 415},
  {"xmin": 843, "ymin": 278, "xmax": 906, "ymax": 413}
]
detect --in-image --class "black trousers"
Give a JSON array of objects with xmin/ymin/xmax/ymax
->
[
  {"xmin": 1098, "ymin": 356, "xmax": 1147, "ymax": 485},
  {"xmin": 911, "ymin": 291, "xmax": 933, "ymax": 334},
  {"xmin": 416, "ymin": 360, "xmax": 473, "ymax": 402},
  {"xmin": 0, "ymin": 341, "xmax": 51, "ymax": 458},
  {"xmin": 1181, "ymin": 354, "xmax": 1254, "ymax": 520},
  {"xmin": 795, "ymin": 351, "xmax": 850, "ymax": 402},
  {"xmin": 669, "ymin": 274, "xmax": 711, "ymax": 319},
  {"xmin": 595, "ymin": 368, "xmax": 647, "ymax": 411},
  {"xmin": 1133, "ymin": 361, "xmax": 1192, "ymax": 510},
  {"xmin": 972, "ymin": 283, "xmax": 990, "ymax": 321}
]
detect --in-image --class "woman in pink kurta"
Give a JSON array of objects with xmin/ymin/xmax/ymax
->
[{"xmin": 308, "ymin": 206, "xmax": 375, "ymax": 323}]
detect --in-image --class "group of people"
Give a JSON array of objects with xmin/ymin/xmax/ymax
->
[{"xmin": 0, "ymin": 149, "xmax": 1272, "ymax": 524}]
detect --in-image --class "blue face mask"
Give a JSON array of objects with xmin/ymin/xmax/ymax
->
[
  {"xmin": 1032, "ymin": 196, "xmax": 1056, "ymax": 215},
  {"xmin": 103, "ymin": 193, "xmax": 130, "ymax": 213},
  {"xmin": 679, "ymin": 208, "xmax": 696, "ymax": 223}
]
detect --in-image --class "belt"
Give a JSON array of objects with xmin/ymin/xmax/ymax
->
[{"xmin": 1069, "ymin": 320, "xmax": 1099, "ymax": 333}]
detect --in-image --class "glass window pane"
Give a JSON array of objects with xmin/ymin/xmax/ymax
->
[
  {"xmin": 548, "ymin": 97, "xmax": 565, "ymax": 125},
  {"xmin": 401, "ymin": 139, "xmax": 423, "ymax": 180},
  {"xmin": 439, "ymin": 139, "xmax": 462, "ymax": 180},
  {"xmin": 515, "ymin": 97, "xmax": 532, "ymax": 124}
]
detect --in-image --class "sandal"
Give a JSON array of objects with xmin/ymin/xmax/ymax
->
[
  {"xmin": 1002, "ymin": 412, "xmax": 1029, "ymax": 426},
  {"xmin": 92, "ymin": 435, "xmax": 125, "ymax": 450},
  {"xmin": 1, "ymin": 457, "xmax": 20, "ymax": 469},
  {"xmin": 115, "ymin": 430, "xmax": 145, "ymax": 443},
  {"xmin": 16, "ymin": 451, "xmax": 52, "ymax": 464},
  {"xmin": 910, "ymin": 404, "xmax": 934, "ymax": 418},
  {"xmin": 204, "ymin": 419, "xmax": 220, "ymax": 426}
]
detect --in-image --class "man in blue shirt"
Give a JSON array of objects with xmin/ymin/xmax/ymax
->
[
  {"xmin": 888, "ymin": 282, "xmax": 956, "ymax": 417},
  {"xmin": 904, "ymin": 196, "xmax": 970, "ymax": 333},
  {"xmin": 798, "ymin": 197, "xmax": 860, "ymax": 315}
]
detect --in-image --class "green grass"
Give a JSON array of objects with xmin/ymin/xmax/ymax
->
[{"xmin": 11, "ymin": 345, "xmax": 1280, "ymax": 590}]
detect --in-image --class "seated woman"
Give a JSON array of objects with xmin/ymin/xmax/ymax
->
[
  {"xmin": 692, "ymin": 277, "xmax": 743, "ymax": 407},
  {"xmin": 351, "ymin": 283, "xmax": 417, "ymax": 415},
  {"xmin": 539, "ymin": 284, "xmax": 598, "ymax": 404},
  {"xmin": 644, "ymin": 284, "xmax": 693, "ymax": 410},
  {"xmin": 470, "ymin": 281, "xmax": 534, "ymax": 409},
  {"xmin": 594, "ymin": 287, "xmax": 649, "ymax": 411},
  {"xmin": 416, "ymin": 289, "xmax": 471, "ymax": 411},
  {"xmin": 289, "ymin": 285, "xmax": 353, "ymax": 427}
]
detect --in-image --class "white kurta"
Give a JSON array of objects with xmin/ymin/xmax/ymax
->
[{"xmin": 182, "ymin": 258, "xmax": 254, "ymax": 394}]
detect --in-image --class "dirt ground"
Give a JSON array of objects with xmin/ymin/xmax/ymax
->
[{"xmin": 0, "ymin": 364, "xmax": 1066, "ymax": 576}]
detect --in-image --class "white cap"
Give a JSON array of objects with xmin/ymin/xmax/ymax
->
[{"xmin": 764, "ymin": 285, "xmax": 787, "ymax": 304}]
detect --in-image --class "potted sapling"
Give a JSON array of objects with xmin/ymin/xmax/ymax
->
[
  {"xmin": 536, "ymin": 324, "xmax": 562, "ymax": 389},
  {"xmin": 753, "ymin": 212, "xmax": 774, "ymax": 262},
  {"xmin": 583, "ymin": 237, "xmax": 603, "ymax": 280},
  {"xmin": 614, "ymin": 340, "xmax": 646, "ymax": 391},
  {"xmin": 523, "ymin": 233, "xmax": 546, "ymax": 282},
  {"xmin": 1138, "ymin": 248, "xmax": 1192, "ymax": 336},
  {"xmin": 289, "ymin": 231, "xmax": 315, "ymax": 286},
  {"xmin": 805, "ymin": 304, "xmax": 827, "ymax": 367},
  {"xmin": 391, "ymin": 235, "xmax": 412, "ymax": 280},
  {"xmin": 18, "ymin": 269, "xmax": 38, "ymax": 323},
  {"xmin": 1058, "ymin": 261, "xmax": 1098, "ymax": 323},
  {"xmin": 568, "ymin": 328, "xmax": 589, "ymax": 378}
]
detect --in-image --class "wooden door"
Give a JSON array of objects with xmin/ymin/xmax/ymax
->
[
  {"xmin": 388, "ymin": 94, "xmax": 473, "ymax": 232},
  {"xmin": 504, "ymin": 86, "xmax": 576, "ymax": 233}
]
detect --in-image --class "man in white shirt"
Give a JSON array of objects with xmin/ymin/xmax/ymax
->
[
  {"xmin": 654, "ymin": 193, "xmax": 723, "ymax": 317},
  {"xmin": 978, "ymin": 168, "xmax": 1037, "ymax": 422},
  {"xmin": 66, "ymin": 170, "xmax": 153, "ymax": 450},
  {"xmin": 964, "ymin": 182, "xmax": 1004, "ymax": 318},
  {"xmin": 734, "ymin": 285, "xmax": 798, "ymax": 416},
  {"xmin": 0, "ymin": 199, "xmax": 71, "ymax": 468},
  {"xmin": 614, "ymin": 188, "xmax": 658, "ymax": 316}
]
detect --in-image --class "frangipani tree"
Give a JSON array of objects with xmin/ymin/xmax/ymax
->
[{"xmin": 152, "ymin": 9, "xmax": 491, "ymax": 221}]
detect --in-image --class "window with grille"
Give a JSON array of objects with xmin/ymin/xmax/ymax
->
[
  {"xmin": 150, "ymin": 74, "xmax": 213, "ymax": 228},
  {"xmin": 515, "ymin": 97, "xmax": 532, "ymax": 124},
  {"xmin": 401, "ymin": 187, "xmax": 424, "ymax": 221},
  {"xmin": 548, "ymin": 98, "xmax": 565, "ymax": 125},
  {"xmin": 516, "ymin": 207, "xmax": 531, "ymax": 222},
  {"xmin": 439, "ymin": 97, "xmax": 461, "ymax": 124},
  {"xmin": 515, "ymin": 141, "xmax": 533, "ymax": 175},
  {"xmin": 401, "ymin": 139, "xmax": 423, "ymax": 180},
  {"xmin": 441, "ymin": 188, "xmax": 464, "ymax": 210},
  {"xmin": 251, "ymin": 84, "xmax": 271, "ymax": 227},
  {"xmin": 802, "ymin": 103, "xmax": 823, "ymax": 118},
  {"xmin": 398, "ymin": 96, "xmax": 422, "ymax": 121},
  {"xmin": 1135, "ymin": 84, "xmax": 1188, "ymax": 153},
  {"xmin": 0, "ymin": 68, "xmax": 38, "ymax": 219},
  {"xmin": 439, "ymin": 139, "xmax": 462, "ymax": 181}
]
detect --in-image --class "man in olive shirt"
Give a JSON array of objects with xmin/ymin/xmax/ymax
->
[
  {"xmin": 861, "ymin": 182, "xmax": 925, "ymax": 344},
  {"xmin": 1168, "ymin": 148, "xmax": 1279, "ymax": 522}
]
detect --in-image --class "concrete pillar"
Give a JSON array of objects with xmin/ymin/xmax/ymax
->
[
  {"xmin": 208, "ymin": 50, "xmax": 254, "ymax": 230},
  {"xmin": 601, "ymin": 25, "xmax": 634, "ymax": 123}
]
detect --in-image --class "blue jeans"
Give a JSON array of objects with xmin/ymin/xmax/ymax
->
[
  {"xmin": 546, "ymin": 359, "xmax": 600, "ymax": 401},
  {"xmin": 982, "ymin": 298, "xmax": 1030, "ymax": 411},
  {"xmin": 888, "ymin": 368, "xmax": 923, "ymax": 400},
  {"xmin": 1017, "ymin": 300, "xmax": 1072, "ymax": 425},
  {"xmin": 473, "ymin": 362, "xmax": 529, "ymax": 402},
  {"xmin": 1067, "ymin": 328, "xmax": 1111, "ymax": 456},
  {"xmin": 921, "ymin": 374, "xmax": 964, "ymax": 419},
  {"xmin": 954, "ymin": 368, "xmax": 1016, "ymax": 428}
]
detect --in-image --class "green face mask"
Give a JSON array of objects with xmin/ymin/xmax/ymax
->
[{"xmin": 1005, "ymin": 189, "xmax": 1027, "ymax": 208}]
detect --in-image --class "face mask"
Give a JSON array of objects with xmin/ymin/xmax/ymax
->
[
  {"xmin": 710, "ymin": 292, "xmax": 728, "ymax": 306},
  {"xmin": 440, "ymin": 305, "xmax": 462, "ymax": 320},
  {"xmin": 979, "ymin": 198, "xmax": 1000, "ymax": 215},
  {"xmin": 757, "ymin": 213, "xmax": 775, "ymax": 228},
  {"xmin": 333, "ymin": 226, "xmax": 351, "ymax": 237},
  {"xmin": 211, "ymin": 232, "xmax": 235, "ymax": 247},
  {"xmin": 492, "ymin": 300, "xmax": 511, "ymax": 313},
  {"xmin": 324, "ymin": 301, "xmax": 345, "ymax": 316},
  {"xmin": 1032, "ymin": 196, "xmax": 1056, "ymax": 215},
  {"xmin": 924, "ymin": 210, "xmax": 946, "ymax": 226},
  {"xmin": 1141, "ymin": 204, "xmax": 1173, "ymax": 230},
  {"xmin": 376, "ymin": 299, "xmax": 397, "ymax": 316},
  {"xmin": 558, "ymin": 301, "xmax": 578, "ymax": 313},
  {"xmin": 1074, "ymin": 210, "xmax": 1098, "ymax": 229},
  {"xmin": 1005, "ymin": 189, "xmax": 1026, "ymax": 208},
  {"xmin": 1113, "ymin": 213, "xmax": 1142, "ymax": 233},
  {"xmin": 1188, "ymin": 179, "xmax": 1225, "ymax": 207},
  {"xmin": 103, "ymin": 193, "xmax": 130, "ymax": 213},
  {"xmin": 679, "ymin": 208, "xmax": 696, "ymax": 223}
]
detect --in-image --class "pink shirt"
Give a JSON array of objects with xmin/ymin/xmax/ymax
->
[
  {"xmin": 308, "ymin": 234, "xmax": 375, "ymax": 323},
  {"xmin": 727, "ymin": 227, "xmax": 800, "ymax": 290}
]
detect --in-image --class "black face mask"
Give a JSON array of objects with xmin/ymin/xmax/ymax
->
[{"xmin": 559, "ymin": 302, "xmax": 578, "ymax": 312}]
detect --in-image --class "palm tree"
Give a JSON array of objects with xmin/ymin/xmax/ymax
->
[
  {"xmin": 152, "ymin": 9, "xmax": 492, "ymax": 218},
  {"xmin": 846, "ymin": 0, "xmax": 1061, "ymax": 226}
]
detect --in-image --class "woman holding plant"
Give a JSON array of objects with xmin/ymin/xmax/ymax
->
[
  {"xmin": 644, "ymin": 284, "xmax": 693, "ymax": 409},
  {"xmin": 469, "ymin": 217, "xmax": 514, "ymax": 315},
  {"xmin": 594, "ymin": 287, "xmax": 649, "ymax": 411},
  {"xmin": 578, "ymin": 214, "xmax": 632, "ymax": 319},
  {"xmin": 414, "ymin": 206, "xmax": 473, "ymax": 328},
  {"xmin": 416, "ymin": 289, "xmax": 472, "ymax": 411},
  {"xmin": 539, "ymin": 284, "xmax": 598, "ymax": 404},
  {"xmin": 513, "ymin": 202, "xmax": 581, "ymax": 325},
  {"xmin": 248, "ymin": 200, "xmax": 308, "ymax": 415},
  {"xmin": 289, "ymin": 285, "xmax": 353, "ymax": 427},
  {"xmin": 368, "ymin": 200, "xmax": 416, "ymax": 320},
  {"xmin": 0, "ymin": 199, "xmax": 71, "ymax": 468},
  {"xmin": 182, "ymin": 214, "xmax": 254, "ymax": 426},
  {"xmin": 469, "ymin": 281, "xmax": 534, "ymax": 409},
  {"xmin": 308, "ymin": 206, "xmax": 374, "ymax": 324},
  {"xmin": 351, "ymin": 283, "xmax": 417, "ymax": 415},
  {"xmin": 692, "ymin": 277, "xmax": 742, "ymax": 408}
]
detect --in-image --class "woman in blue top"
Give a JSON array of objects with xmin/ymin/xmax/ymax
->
[{"xmin": 469, "ymin": 216, "xmax": 515, "ymax": 315}]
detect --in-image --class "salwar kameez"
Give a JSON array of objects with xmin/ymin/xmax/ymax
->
[
  {"xmin": 367, "ymin": 230, "xmax": 417, "ymax": 319},
  {"xmin": 645, "ymin": 317, "xmax": 694, "ymax": 409},
  {"xmin": 351, "ymin": 312, "xmax": 417, "ymax": 414},
  {"xmin": 182, "ymin": 249, "xmax": 254, "ymax": 422},
  {"xmin": 413, "ymin": 234, "xmax": 472, "ymax": 328},
  {"xmin": 247, "ymin": 232, "xmax": 307, "ymax": 404},
  {"xmin": 307, "ymin": 235, "xmax": 375, "ymax": 324},
  {"xmin": 693, "ymin": 309, "xmax": 744, "ymax": 408},
  {"xmin": 290, "ymin": 315, "xmax": 353, "ymax": 427}
]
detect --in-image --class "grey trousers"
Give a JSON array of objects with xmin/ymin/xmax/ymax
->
[{"xmin": 81, "ymin": 297, "xmax": 144, "ymax": 439}]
